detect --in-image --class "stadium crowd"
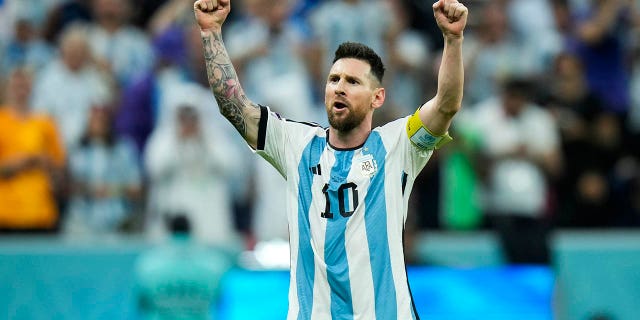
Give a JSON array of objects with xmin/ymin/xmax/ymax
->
[{"xmin": 0, "ymin": 0, "xmax": 639, "ymax": 263}]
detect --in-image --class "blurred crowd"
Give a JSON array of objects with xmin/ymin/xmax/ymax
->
[{"xmin": 0, "ymin": 0, "xmax": 639, "ymax": 262}]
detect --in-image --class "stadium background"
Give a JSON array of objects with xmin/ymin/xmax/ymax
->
[{"xmin": 1, "ymin": 0, "xmax": 639, "ymax": 319}]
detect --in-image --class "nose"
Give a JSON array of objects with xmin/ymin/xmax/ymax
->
[{"xmin": 334, "ymin": 79, "xmax": 346, "ymax": 96}]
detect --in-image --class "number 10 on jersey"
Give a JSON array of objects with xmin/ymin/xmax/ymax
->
[{"xmin": 321, "ymin": 182, "xmax": 359, "ymax": 219}]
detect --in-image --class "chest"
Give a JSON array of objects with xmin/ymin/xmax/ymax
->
[
  {"xmin": 0, "ymin": 117, "xmax": 47, "ymax": 157},
  {"xmin": 303, "ymin": 148, "xmax": 388, "ymax": 220}
]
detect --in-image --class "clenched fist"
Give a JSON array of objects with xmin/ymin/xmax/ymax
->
[
  {"xmin": 433, "ymin": 0, "xmax": 468, "ymax": 38},
  {"xmin": 193, "ymin": 0, "xmax": 231, "ymax": 31}
]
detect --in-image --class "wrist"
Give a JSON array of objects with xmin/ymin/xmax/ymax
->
[
  {"xmin": 200, "ymin": 26, "xmax": 222, "ymax": 35},
  {"xmin": 444, "ymin": 33, "xmax": 464, "ymax": 43}
]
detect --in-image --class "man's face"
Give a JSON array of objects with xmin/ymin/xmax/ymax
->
[
  {"xmin": 324, "ymin": 58, "xmax": 379, "ymax": 132},
  {"xmin": 93, "ymin": 0, "xmax": 128, "ymax": 24},
  {"xmin": 502, "ymin": 91, "xmax": 526, "ymax": 117},
  {"xmin": 7, "ymin": 69, "xmax": 32, "ymax": 106},
  {"xmin": 61, "ymin": 34, "xmax": 89, "ymax": 72}
]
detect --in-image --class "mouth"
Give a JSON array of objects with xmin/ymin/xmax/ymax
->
[{"xmin": 333, "ymin": 101, "xmax": 349, "ymax": 110}]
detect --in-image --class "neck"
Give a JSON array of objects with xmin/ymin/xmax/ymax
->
[
  {"xmin": 328, "ymin": 126, "xmax": 371, "ymax": 149},
  {"xmin": 100, "ymin": 20, "xmax": 121, "ymax": 34},
  {"xmin": 9, "ymin": 103, "xmax": 30, "ymax": 117}
]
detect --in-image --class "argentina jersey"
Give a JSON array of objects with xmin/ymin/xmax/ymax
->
[{"xmin": 254, "ymin": 106, "xmax": 434, "ymax": 320}]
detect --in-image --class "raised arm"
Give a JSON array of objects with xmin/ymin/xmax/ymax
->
[
  {"xmin": 419, "ymin": 0, "xmax": 467, "ymax": 136},
  {"xmin": 194, "ymin": 0, "xmax": 261, "ymax": 149}
]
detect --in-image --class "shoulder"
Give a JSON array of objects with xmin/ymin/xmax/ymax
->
[
  {"xmin": 31, "ymin": 111, "xmax": 58, "ymax": 127},
  {"xmin": 121, "ymin": 26, "xmax": 151, "ymax": 42},
  {"xmin": 371, "ymin": 116, "xmax": 411, "ymax": 149},
  {"xmin": 524, "ymin": 103, "xmax": 555, "ymax": 123},
  {"xmin": 265, "ymin": 105, "xmax": 324, "ymax": 130},
  {"xmin": 114, "ymin": 136, "xmax": 138, "ymax": 153},
  {"xmin": 374, "ymin": 116, "xmax": 409, "ymax": 134}
]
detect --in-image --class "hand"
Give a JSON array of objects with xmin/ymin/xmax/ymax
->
[
  {"xmin": 433, "ymin": 0, "xmax": 468, "ymax": 38},
  {"xmin": 25, "ymin": 154, "xmax": 49, "ymax": 169},
  {"xmin": 194, "ymin": 0, "xmax": 231, "ymax": 31}
]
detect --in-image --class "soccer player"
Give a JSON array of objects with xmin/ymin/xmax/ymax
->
[{"xmin": 193, "ymin": 0, "xmax": 467, "ymax": 318}]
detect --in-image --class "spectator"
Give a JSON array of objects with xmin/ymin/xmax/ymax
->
[
  {"xmin": 542, "ymin": 52, "xmax": 622, "ymax": 227},
  {"xmin": 114, "ymin": 25, "xmax": 191, "ymax": 155},
  {"xmin": 472, "ymin": 77, "xmax": 562, "ymax": 264},
  {"xmin": 0, "ymin": 67, "xmax": 66, "ymax": 233},
  {"xmin": 135, "ymin": 215, "xmax": 232, "ymax": 320},
  {"xmin": 144, "ymin": 84, "xmax": 243, "ymax": 246},
  {"xmin": 463, "ymin": 1, "xmax": 537, "ymax": 106},
  {"xmin": 32, "ymin": 24, "xmax": 113, "ymax": 148},
  {"xmin": 224, "ymin": 0, "xmax": 321, "ymax": 243},
  {"xmin": 308, "ymin": 0, "xmax": 398, "ymax": 90},
  {"xmin": 64, "ymin": 105, "xmax": 143, "ymax": 235},
  {"xmin": 0, "ymin": 0, "xmax": 10, "ymax": 46},
  {"xmin": 226, "ymin": 0, "xmax": 318, "ymax": 119},
  {"xmin": 384, "ymin": 0, "xmax": 432, "ymax": 117},
  {"xmin": 505, "ymin": 0, "xmax": 562, "ymax": 70},
  {"xmin": 1, "ymin": 18, "xmax": 54, "ymax": 77},
  {"xmin": 565, "ymin": 0, "xmax": 632, "ymax": 114},
  {"xmin": 41, "ymin": 0, "xmax": 93, "ymax": 45},
  {"xmin": 87, "ymin": 0, "xmax": 155, "ymax": 85}
]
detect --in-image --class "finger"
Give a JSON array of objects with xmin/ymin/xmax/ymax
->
[
  {"xmin": 454, "ymin": 5, "xmax": 468, "ymax": 19},
  {"xmin": 432, "ymin": 0, "xmax": 443, "ymax": 11},
  {"xmin": 443, "ymin": 0, "xmax": 459, "ymax": 15},
  {"xmin": 196, "ymin": 0, "xmax": 211, "ymax": 11},
  {"xmin": 452, "ymin": 4, "xmax": 466, "ymax": 20},
  {"xmin": 443, "ymin": 1, "xmax": 452, "ymax": 16},
  {"xmin": 445, "ymin": 3, "xmax": 461, "ymax": 20}
]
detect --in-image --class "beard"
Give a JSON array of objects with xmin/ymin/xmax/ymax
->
[{"xmin": 327, "ymin": 107, "xmax": 367, "ymax": 132}]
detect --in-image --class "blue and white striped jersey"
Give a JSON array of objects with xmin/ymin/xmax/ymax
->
[{"xmin": 255, "ymin": 106, "xmax": 434, "ymax": 320}]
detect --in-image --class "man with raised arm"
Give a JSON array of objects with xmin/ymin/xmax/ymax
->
[{"xmin": 194, "ymin": 0, "xmax": 467, "ymax": 318}]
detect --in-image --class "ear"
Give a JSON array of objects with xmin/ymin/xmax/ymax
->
[{"xmin": 371, "ymin": 87, "xmax": 385, "ymax": 110}]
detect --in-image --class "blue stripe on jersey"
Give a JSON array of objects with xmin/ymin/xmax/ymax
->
[
  {"xmin": 363, "ymin": 131, "xmax": 398, "ymax": 319},
  {"xmin": 325, "ymin": 150, "xmax": 355, "ymax": 319},
  {"xmin": 296, "ymin": 136, "xmax": 326, "ymax": 320}
]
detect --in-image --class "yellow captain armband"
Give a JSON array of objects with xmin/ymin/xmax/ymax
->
[{"xmin": 406, "ymin": 108, "xmax": 453, "ymax": 150}]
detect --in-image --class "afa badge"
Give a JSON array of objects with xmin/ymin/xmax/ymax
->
[{"xmin": 358, "ymin": 154, "xmax": 377, "ymax": 177}]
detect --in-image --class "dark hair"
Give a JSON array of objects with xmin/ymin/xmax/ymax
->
[
  {"xmin": 502, "ymin": 77, "xmax": 533, "ymax": 98},
  {"xmin": 332, "ymin": 42, "xmax": 385, "ymax": 84},
  {"xmin": 165, "ymin": 214, "xmax": 191, "ymax": 234},
  {"xmin": 79, "ymin": 106, "xmax": 116, "ymax": 148}
]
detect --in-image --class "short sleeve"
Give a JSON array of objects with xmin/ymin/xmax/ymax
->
[{"xmin": 254, "ymin": 106, "xmax": 324, "ymax": 179}]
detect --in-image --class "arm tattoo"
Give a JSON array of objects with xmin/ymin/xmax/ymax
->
[{"xmin": 202, "ymin": 31, "xmax": 258, "ymax": 136}]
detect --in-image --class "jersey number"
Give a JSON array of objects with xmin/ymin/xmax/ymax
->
[{"xmin": 321, "ymin": 182, "xmax": 358, "ymax": 219}]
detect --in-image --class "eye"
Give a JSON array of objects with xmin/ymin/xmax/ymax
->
[
  {"xmin": 328, "ymin": 75, "xmax": 339, "ymax": 83},
  {"xmin": 348, "ymin": 78, "xmax": 359, "ymax": 84}
]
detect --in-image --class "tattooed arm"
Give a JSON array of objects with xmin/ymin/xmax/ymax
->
[{"xmin": 195, "ymin": 0, "xmax": 260, "ymax": 148}]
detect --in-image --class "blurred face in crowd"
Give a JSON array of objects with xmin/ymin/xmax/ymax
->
[
  {"xmin": 93, "ymin": 0, "xmax": 130, "ymax": 27},
  {"xmin": 6, "ymin": 68, "xmax": 33, "ymax": 110},
  {"xmin": 87, "ymin": 106, "xmax": 111, "ymax": 139},
  {"xmin": 325, "ymin": 58, "xmax": 382, "ymax": 132},
  {"xmin": 555, "ymin": 54, "xmax": 583, "ymax": 78},
  {"xmin": 502, "ymin": 90, "xmax": 527, "ymax": 117},
  {"xmin": 60, "ymin": 27, "xmax": 91, "ymax": 72},
  {"xmin": 243, "ymin": 0, "xmax": 262, "ymax": 17},
  {"xmin": 479, "ymin": 2, "xmax": 508, "ymax": 43},
  {"xmin": 261, "ymin": 0, "xmax": 292, "ymax": 29},
  {"xmin": 177, "ymin": 105, "xmax": 200, "ymax": 139},
  {"xmin": 14, "ymin": 20, "xmax": 35, "ymax": 43},
  {"xmin": 554, "ymin": 53, "xmax": 587, "ymax": 100}
]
